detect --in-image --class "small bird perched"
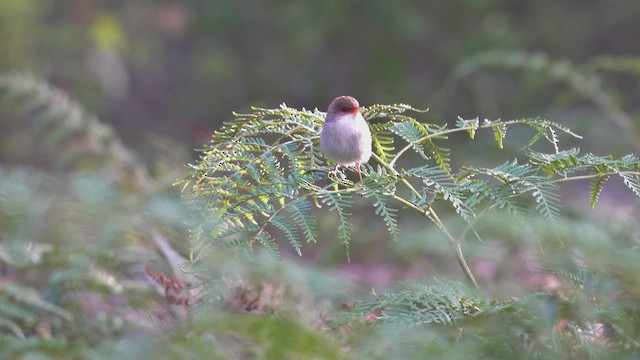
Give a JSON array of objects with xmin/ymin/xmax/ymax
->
[{"xmin": 320, "ymin": 96, "xmax": 372, "ymax": 181}]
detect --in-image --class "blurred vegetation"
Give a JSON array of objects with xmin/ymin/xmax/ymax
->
[
  {"xmin": 2, "ymin": 1, "xmax": 640, "ymax": 152},
  {"xmin": 1, "ymin": 1, "xmax": 640, "ymax": 359}
]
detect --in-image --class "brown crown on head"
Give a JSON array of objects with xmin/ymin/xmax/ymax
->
[{"xmin": 328, "ymin": 96, "xmax": 360, "ymax": 114}]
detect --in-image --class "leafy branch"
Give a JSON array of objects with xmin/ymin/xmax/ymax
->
[
  {"xmin": 185, "ymin": 102, "xmax": 640, "ymax": 289},
  {"xmin": 448, "ymin": 51, "xmax": 640, "ymax": 151}
]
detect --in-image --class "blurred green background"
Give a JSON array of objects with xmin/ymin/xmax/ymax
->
[
  {"xmin": 2, "ymin": 0, "xmax": 639, "ymax": 154},
  {"xmin": 1, "ymin": 1, "xmax": 640, "ymax": 357}
]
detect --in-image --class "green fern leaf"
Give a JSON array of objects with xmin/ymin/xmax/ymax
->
[
  {"xmin": 302, "ymin": 138, "xmax": 325, "ymax": 170},
  {"xmin": 464, "ymin": 160, "xmax": 561, "ymax": 221},
  {"xmin": 389, "ymin": 121, "xmax": 430, "ymax": 159},
  {"xmin": 2, "ymin": 284, "xmax": 72, "ymax": 321},
  {"xmin": 524, "ymin": 127, "xmax": 545, "ymax": 149},
  {"xmin": 286, "ymin": 198, "xmax": 318, "ymax": 244},
  {"xmin": 337, "ymin": 281, "xmax": 501, "ymax": 327},
  {"xmin": 253, "ymin": 232, "xmax": 280, "ymax": 260},
  {"xmin": 0, "ymin": 74, "xmax": 139, "ymax": 172},
  {"xmin": 491, "ymin": 122, "xmax": 507, "ymax": 149},
  {"xmin": 271, "ymin": 212, "xmax": 302, "ymax": 256},
  {"xmin": 222, "ymin": 238, "xmax": 254, "ymax": 259},
  {"xmin": 362, "ymin": 103, "xmax": 428, "ymax": 120},
  {"xmin": 527, "ymin": 148, "xmax": 582, "ymax": 175},
  {"xmin": 424, "ymin": 138, "xmax": 451, "ymax": 173},
  {"xmin": 406, "ymin": 165, "xmax": 475, "ymax": 220},
  {"xmin": 361, "ymin": 177, "xmax": 399, "ymax": 241},
  {"xmin": 405, "ymin": 165, "xmax": 451, "ymax": 182},
  {"xmin": 371, "ymin": 131, "xmax": 395, "ymax": 162},
  {"xmin": 589, "ymin": 175, "xmax": 610, "ymax": 209},
  {"xmin": 531, "ymin": 183, "xmax": 561, "ymax": 222},
  {"xmin": 319, "ymin": 191, "xmax": 353, "ymax": 261},
  {"xmin": 456, "ymin": 116, "xmax": 479, "ymax": 139}
]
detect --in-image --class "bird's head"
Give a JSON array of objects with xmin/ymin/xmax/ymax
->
[{"xmin": 326, "ymin": 96, "xmax": 360, "ymax": 122}]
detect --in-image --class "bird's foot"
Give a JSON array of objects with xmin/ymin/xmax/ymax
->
[{"xmin": 328, "ymin": 168, "xmax": 347, "ymax": 180}]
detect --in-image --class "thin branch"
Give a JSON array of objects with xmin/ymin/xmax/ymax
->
[
  {"xmin": 370, "ymin": 153, "xmax": 421, "ymax": 198},
  {"xmin": 391, "ymin": 194, "xmax": 479, "ymax": 288},
  {"xmin": 390, "ymin": 119, "xmax": 581, "ymax": 168},
  {"xmin": 549, "ymin": 171, "xmax": 640, "ymax": 184}
]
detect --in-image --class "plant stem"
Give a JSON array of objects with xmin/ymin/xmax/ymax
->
[
  {"xmin": 372, "ymin": 150, "xmax": 480, "ymax": 288},
  {"xmin": 549, "ymin": 171, "xmax": 640, "ymax": 184},
  {"xmin": 428, "ymin": 209, "xmax": 479, "ymax": 288},
  {"xmin": 370, "ymin": 153, "xmax": 421, "ymax": 197},
  {"xmin": 391, "ymin": 194, "xmax": 479, "ymax": 288}
]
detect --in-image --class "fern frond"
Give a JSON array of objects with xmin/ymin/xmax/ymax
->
[
  {"xmin": 491, "ymin": 122, "xmax": 507, "ymax": 149},
  {"xmin": 253, "ymin": 232, "xmax": 280, "ymax": 260},
  {"xmin": 589, "ymin": 175, "xmax": 610, "ymax": 209},
  {"xmin": 319, "ymin": 191, "xmax": 353, "ymax": 261},
  {"xmin": 361, "ymin": 177, "xmax": 399, "ymax": 241},
  {"xmin": 271, "ymin": 212, "xmax": 302, "ymax": 256},
  {"xmin": 424, "ymin": 137, "xmax": 451, "ymax": 173},
  {"xmin": 541, "ymin": 267, "xmax": 592, "ymax": 287},
  {"xmin": 405, "ymin": 165, "xmax": 452, "ymax": 183},
  {"xmin": 615, "ymin": 170, "xmax": 640, "ymax": 198},
  {"xmin": 338, "ymin": 281, "xmax": 503, "ymax": 327},
  {"xmin": 527, "ymin": 148, "xmax": 582, "ymax": 175},
  {"xmin": 285, "ymin": 198, "xmax": 318, "ymax": 244},
  {"xmin": 531, "ymin": 183, "xmax": 561, "ymax": 222},
  {"xmin": 453, "ymin": 50, "xmax": 639, "ymax": 149},
  {"xmin": 456, "ymin": 117, "xmax": 479, "ymax": 139},
  {"xmin": 0, "ymin": 74, "xmax": 139, "ymax": 173},
  {"xmin": 362, "ymin": 103, "xmax": 428, "ymax": 120},
  {"xmin": 371, "ymin": 130, "xmax": 395, "ymax": 162},
  {"xmin": 404, "ymin": 166, "xmax": 476, "ymax": 219},
  {"xmin": 389, "ymin": 120, "xmax": 430, "ymax": 159},
  {"xmin": 463, "ymin": 160, "xmax": 561, "ymax": 221},
  {"xmin": 0, "ymin": 284, "xmax": 72, "ymax": 322},
  {"xmin": 520, "ymin": 118, "xmax": 582, "ymax": 147},
  {"xmin": 186, "ymin": 100, "xmax": 640, "ymax": 292},
  {"xmin": 524, "ymin": 127, "xmax": 545, "ymax": 149}
]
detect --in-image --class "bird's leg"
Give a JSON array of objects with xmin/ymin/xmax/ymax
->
[
  {"xmin": 328, "ymin": 164, "xmax": 339, "ymax": 176},
  {"xmin": 328, "ymin": 164, "xmax": 346, "ymax": 180}
]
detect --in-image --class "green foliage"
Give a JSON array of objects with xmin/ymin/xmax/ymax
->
[
  {"xmin": 451, "ymin": 51, "xmax": 640, "ymax": 152},
  {"xmin": 185, "ymin": 103, "xmax": 640, "ymax": 269},
  {"xmin": 0, "ymin": 168, "xmax": 170, "ymax": 359},
  {"xmin": 0, "ymin": 74, "xmax": 139, "ymax": 173},
  {"xmin": 182, "ymin": 100, "xmax": 640, "ymax": 358},
  {"xmin": 319, "ymin": 190, "xmax": 353, "ymax": 259},
  {"xmin": 0, "ymin": 75, "xmax": 191, "ymax": 358},
  {"xmin": 185, "ymin": 315, "xmax": 345, "ymax": 359},
  {"xmin": 361, "ymin": 176, "xmax": 399, "ymax": 241},
  {"xmin": 2, "ymin": 72, "xmax": 640, "ymax": 358},
  {"xmin": 334, "ymin": 255, "xmax": 640, "ymax": 359},
  {"xmin": 338, "ymin": 281, "xmax": 504, "ymax": 327},
  {"xmin": 3, "ymin": 1, "xmax": 640, "ymax": 356}
]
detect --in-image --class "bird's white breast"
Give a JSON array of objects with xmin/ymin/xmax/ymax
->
[{"xmin": 320, "ymin": 113, "xmax": 372, "ymax": 165}]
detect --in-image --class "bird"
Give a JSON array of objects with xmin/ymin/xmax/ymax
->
[{"xmin": 320, "ymin": 96, "xmax": 372, "ymax": 182}]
